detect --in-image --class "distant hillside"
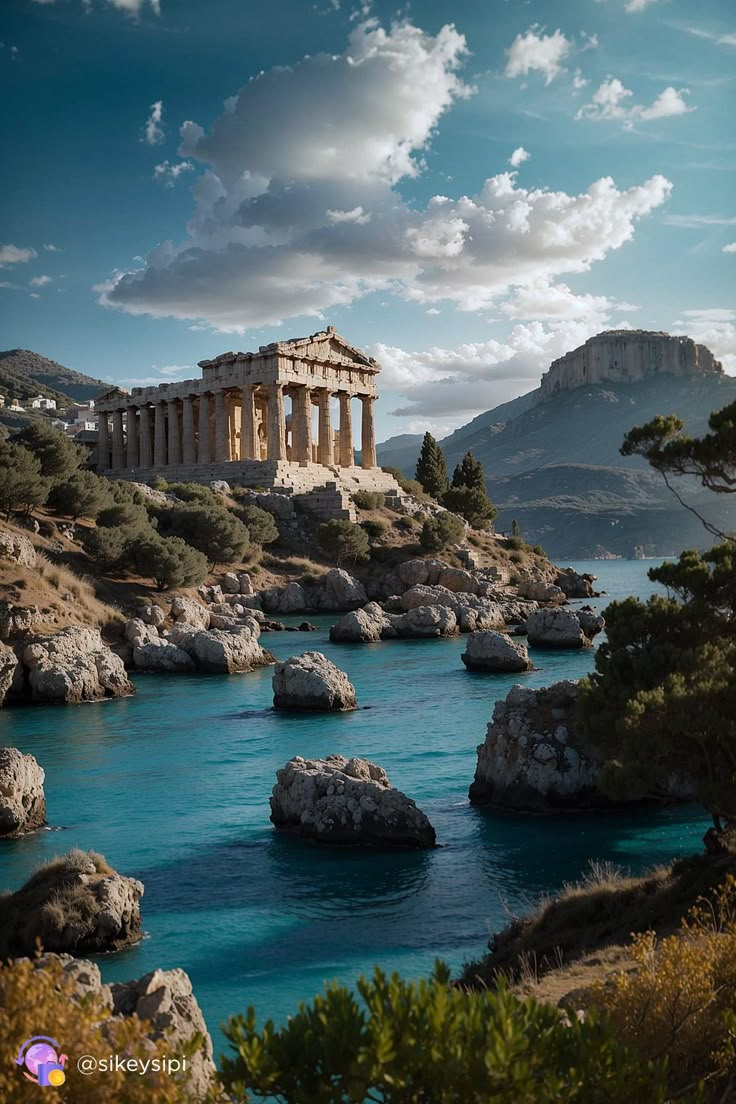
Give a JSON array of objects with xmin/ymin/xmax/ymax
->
[
  {"xmin": 0, "ymin": 349, "xmax": 110, "ymax": 407},
  {"xmin": 377, "ymin": 372, "xmax": 736, "ymax": 558}
]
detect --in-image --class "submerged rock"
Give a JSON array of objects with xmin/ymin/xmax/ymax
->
[
  {"xmin": 0, "ymin": 747, "xmax": 45, "ymax": 837},
  {"xmin": 461, "ymin": 631, "xmax": 533, "ymax": 673},
  {"xmin": 273, "ymin": 651, "xmax": 356, "ymax": 711},
  {"xmin": 270, "ymin": 754, "xmax": 436, "ymax": 848},
  {"xmin": 20, "ymin": 626, "xmax": 134, "ymax": 704},
  {"xmin": 525, "ymin": 607, "xmax": 604, "ymax": 648},
  {"xmin": 0, "ymin": 849, "xmax": 143, "ymax": 958}
]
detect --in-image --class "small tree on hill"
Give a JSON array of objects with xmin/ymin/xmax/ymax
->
[
  {"xmin": 234, "ymin": 504, "xmax": 279, "ymax": 546},
  {"xmin": 84, "ymin": 526, "xmax": 130, "ymax": 571},
  {"xmin": 419, "ymin": 511, "xmax": 466, "ymax": 551},
  {"xmin": 47, "ymin": 471, "xmax": 112, "ymax": 521},
  {"xmin": 452, "ymin": 451, "xmax": 485, "ymax": 491},
  {"xmin": 15, "ymin": 421, "xmax": 85, "ymax": 482},
  {"xmin": 155, "ymin": 504, "xmax": 249, "ymax": 567},
  {"xmin": 444, "ymin": 452, "xmax": 496, "ymax": 529},
  {"xmin": 0, "ymin": 442, "xmax": 49, "ymax": 519},
  {"xmin": 415, "ymin": 433, "xmax": 449, "ymax": 498},
  {"xmin": 131, "ymin": 534, "xmax": 208, "ymax": 590},
  {"xmin": 511, "ymin": 518, "xmax": 521, "ymax": 538},
  {"xmin": 318, "ymin": 519, "xmax": 370, "ymax": 566},
  {"xmin": 96, "ymin": 502, "xmax": 151, "ymax": 532}
]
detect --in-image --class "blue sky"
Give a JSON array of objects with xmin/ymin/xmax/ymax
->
[{"xmin": 1, "ymin": 0, "xmax": 734, "ymax": 441}]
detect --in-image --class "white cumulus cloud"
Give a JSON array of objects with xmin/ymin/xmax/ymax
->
[
  {"xmin": 142, "ymin": 100, "xmax": 164, "ymax": 145},
  {"xmin": 721, "ymin": 242, "xmax": 736, "ymax": 253},
  {"xmin": 153, "ymin": 159, "xmax": 194, "ymax": 186},
  {"xmin": 577, "ymin": 78, "xmax": 693, "ymax": 125},
  {"xmin": 29, "ymin": 275, "xmax": 53, "ymax": 287},
  {"xmin": 505, "ymin": 25, "xmax": 572, "ymax": 85},
  {"xmin": 31, "ymin": 0, "xmax": 160, "ymax": 13},
  {"xmin": 508, "ymin": 146, "xmax": 530, "ymax": 168},
  {"xmin": 98, "ymin": 18, "xmax": 672, "ymax": 335},
  {"xmin": 0, "ymin": 244, "xmax": 37, "ymax": 266}
]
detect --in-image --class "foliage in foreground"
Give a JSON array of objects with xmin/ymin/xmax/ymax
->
[{"xmin": 221, "ymin": 962, "xmax": 667, "ymax": 1104}]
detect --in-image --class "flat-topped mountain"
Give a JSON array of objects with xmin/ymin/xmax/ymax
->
[
  {"xmin": 377, "ymin": 331, "xmax": 736, "ymax": 558},
  {"xmin": 0, "ymin": 349, "xmax": 109, "ymax": 407}
]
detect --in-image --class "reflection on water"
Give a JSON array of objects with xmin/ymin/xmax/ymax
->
[{"xmin": 0, "ymin": 560, "xmax": 707, "ymax": 1044}]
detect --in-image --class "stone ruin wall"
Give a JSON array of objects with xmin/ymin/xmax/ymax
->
[{"xmin": 539, "ymin": 330, "xmax": 723, "ymax": 399}]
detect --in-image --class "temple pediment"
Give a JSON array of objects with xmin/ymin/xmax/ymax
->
[
  {"xmin": 96, "ymin": 386, "xmax": 130, "ymax": 403},
  {"xmin": 276, "ymin": 328, "xmax": 379, "ymax": 371}
]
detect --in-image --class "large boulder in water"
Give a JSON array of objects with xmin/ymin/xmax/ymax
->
[
  {"xmin": 321, "ymin": 569, "xmax": 368, "ymax": 610},
  {"xmin": 0, "ymin": 849, "xmax": 143, "ymax": 958},
  {"xmin": 270, "ymin": 754, "xmax": 436, "ymax": 848},
  {"xmin": 0, "ymin": 747, "xmax": 45, "ymax": 837},
  {"xmin": 20, "ymin": 626, "xmax": 134, "ymax": 704},
  {"xmin": 273, "ymin": 651, "xmax": 357, "ymax": 711},
  {"xmin": 525, "ymin": 607, "xmax": 604, "ymax": 648},
  {"xmin": 462, "ymin": 631, "xmax": 533, "ymax": 673},
  {"xmin": 167, "ymin": 621, "xmax": 274, "ymax": 673}
]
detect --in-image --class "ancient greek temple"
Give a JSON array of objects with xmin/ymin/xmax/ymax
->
[{"xmin": 95, "ymin": 327, "xmax": 398, "ymax": 500}]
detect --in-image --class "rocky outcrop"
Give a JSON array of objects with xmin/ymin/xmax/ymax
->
[
  {"xmin": 0, "ymin": 850, "xmax": 143, "ymax": 958},
  {"xmin": 517, "ymin": 579, "xmax": 566, "ymax": 604},
  {"xmin": 469, "ymin": 681, "xmax": 602, "ymax": 811},
  {"xmin": 0, "ymin": 602, "xmax": 44, "ymax": 640},
  {"xmin": 462, "ymin": 631, "xmax": 533, "ymax": 673},
  {"xmin": 30, "ymin": 955, "xmax": 218, "ymax": 1101},
  {"xmin": 125, "ymin": 619, "xmax": 195, "ymax": 673},
  {"xmin": 170, "ymin": 595, "xmax": 211, "ymax": 630},
  {"xmin": 270, "ymin": 754, "xmax": 436, "ymax": 848},
  {"xmin": 20, "ymin": 627, "xmax": 134, "ymax": 704},
  {"xmin": 525, "ymin": 607, "xmax": 605, "ymax": 649},
  {"xmin": 0, "ymin": 643, "xmax": 18, "ymax": 705},
  {"xmin": 0, "ymin": 529, "xmax": 36, "ymax": 567},
  {"xmin": 321, "ymin": 569, "xmax": 368, "ymax": 610},
  {"xmin": 167, "ymin": 621, "xmax": 274, "ymax": 674},
  {"xmin": 135, "ymin": 603, "xmax": 167, "ymax": 628},
  {"xmin": 0, "ymin": 747, "xmax": 45, "ymax": 837},
  {"xmin": 329, "ymin": 601, "xmax": 459, "ymax": 642},
  {"xmin": 261, "ymin": 581, "xmax": 307, "ymax": 614},
  {"xmin": 555, "ymin": 567, "xmax": 598, "ymax": 598},
  {"xmin": 273, "ymin": 652, "xmax": 356, "ymax": 711}
]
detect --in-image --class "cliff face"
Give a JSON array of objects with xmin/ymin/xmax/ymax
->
[{"xmin": 539, "ymin": 330, "xmax": 723, "ymax": 399}]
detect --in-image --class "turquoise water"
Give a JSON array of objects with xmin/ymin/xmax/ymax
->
[{"xmin": 0, "ymin": 560, "xmax": 706, "ymax": 1054}]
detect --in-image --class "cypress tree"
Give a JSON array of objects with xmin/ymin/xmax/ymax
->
[
  {"xmin": 415, "ymin": 433, "xmax": 449, "ymax": 498},
  {"xmin": 452, "ymin": 451, "xmax": 486, "ymax": 491}
]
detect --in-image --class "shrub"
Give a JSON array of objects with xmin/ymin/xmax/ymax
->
[
  {"xmin": 442, "ymin": 485, "xmax": 497, "ymax": 529},
  {"xmin": 96, "ymin": 501, "xmax": 151, "ymax": 532},
  {"xmin": 47, "ymin": 471, "xmax": 112, "ymax": 521},
  {"xmin": 361, "ymin": 519, "xmax": 387, "ymax": 540},
  {"xmin": 419, "ymin": 511, "xmax": 465, "ymax": 551},
  {"xmin": 353, "ymin": 490, "xmax": 385, "ymax": 510},
  {"xmin": 166, "ymin": 481, "xmax": 217, "ymax": 505},
  {"xmin": 130, "ymin": 534, "xmax": 208, "ymax": 590},
  {"xmin": 155, "ymin": 504, "xmax": 249, "ymax": 567},
  {"xmin": 84, "ymin": 527, "xmax": 130, "ymax": 571},
  {"xmin": 506, "ymin": 535, "xmax": 525, "ymax": 551},
  {"xmin": 14, "ymin": 422, "xmax": 86, "ymax": 482},
  {"xmin": 0, "ymin": 442, "xmax": 49, "ymax": 518},
  {"xmin": 317, "ymin": 519, "xmax": 370, "ymax": 566},
  {"xmin": 382, "ymin": 467, "xmax": 427, "ymax": 499},
  {"xmin": 221, "ymin": 961, "xmax": 667, "ymax": 1103},
  {"xmin": 233, "ymin": 504, "xmax": 279, "ymax": 546}
]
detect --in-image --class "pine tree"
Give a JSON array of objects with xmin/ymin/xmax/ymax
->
[
  {"xmin": 452, "ymin": 451, "xmax": 485, "ymax": 491},
  {"xmin": 415, "ymin": 433, "xmax": 449, "ymax": 498},
  {"xmin": 511, "ymin": 518, "xmax": 521, "ymax": 538}
]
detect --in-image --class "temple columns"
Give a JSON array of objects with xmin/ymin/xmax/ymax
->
[
  {"xmin": 338, "ymin": 392, "xmax": 353, "ymax": 467},
  {"xmin": 167, "ymin": 400, "xmax": 182, "ymax": 465},
  {"xmin": 293, "ymin": 386, "xmax": 312, "ymax": 464},
  {"xmin": 182, "ymin": 397, "xmax": 196, "ymax": 464},
  {"xmin": 267, "ymin": 382, "xmax": 286, "ymax": 461},
  {"xmin": 139, "ymin": 405, "xmax": 152, "ymax": 467},
  {"xmin": 111, "ymin": 409, "xmax": 125, "ymax": 469},
  {"xmin": 317, "ymin": 389, "xmax": 333, "ymax": 466},
  {"xmin": 240, "ymin": 384, "xmax": 257, "ymax": 460},
  {"xmin": 154, "ymin": 402, "xmax": 167, "ymax": 467},
  {"xmin": 126, "ymin": 406, "xmax": 138, "ymax": 467},
  {"xmin": 97, "ymin": 414, "xmax": 110, "ymax": 471},
  {"xmin": 215, "ymin": 390, "xmax": 231, "ymax": 462},
  {"xmin": 198, "ymin": 392, "xmax": 211, "ymax": 463},
  {"xmin": 360, "ymin": 396, "xmax": 377, "ymax": 469}
]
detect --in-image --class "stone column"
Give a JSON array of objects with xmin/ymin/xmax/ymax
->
[
  {"xmin": 139, "ymin": 405, "xmax": 152, "ymax": 467},
  {"xmin": 97, "ymin": 413, "xmax": 110, "ymax": 471},
  {"xmin": 198, "ymin": 393, "xmax": 211, "ymax": 463},
  {"xmin": 267, "ymin": 382, "xmax": 286, "ymax": 461},
  {"xmin": 214, "ymin": 390, "xmax": 231, "ymax": 462},
  {"xmin": 360, "ymin": 395, "xmax": 377, "ymax": 469},
  {"xmin": 293, "ymin": 386, "xmax": 312, "ymax": 464},
  {"xmin": 338, "ymin": 392, "xmax": 353, "ymax": 467},
  {"xmin": 240, "ymin": 384, "xmax": 256, "ymax": 460},
  {"xmin": 126, "ymin": 406, "xmax": 138, "ymax": 467},
  {"xmin": 182, "ymin": 396, "xmax": 196, "ymax": 464},
  {"xmin": 154, "ymin": 402, "xmax": 167, "ymax": 467},
  {"xmin": 111, "ymin": 409, "xmax": 125, "ymax": 469},
  {"xmin": 167, "ymin": 400, "xmax": 182, "ymax": 465},
  {"xmin": 317, "ymin": 389, "xmax": 333, "ymax": 466}
]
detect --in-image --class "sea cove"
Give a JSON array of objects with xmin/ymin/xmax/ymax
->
[{"xmin": 0, "ymin": 560, "xmax": 709, "ymax": 1047}]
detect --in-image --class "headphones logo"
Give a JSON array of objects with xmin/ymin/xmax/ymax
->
[{"xmin": 16, "ymin": 1036, "xmax": 68, "ymax": 1088}]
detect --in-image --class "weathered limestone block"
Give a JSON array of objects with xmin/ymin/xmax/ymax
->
[
  {"xmin": 167, "ymin": 623, "xmax": 274, "ymax": 673},
  {"xmin": 170, "ymin": 595, "xmax": 211, "ymax": 630},
  {"xmin": 321, "ymin": 569, "xmax": 368, "ymax": 610},
  {"xmin": 462, "ymin": 631, "xmax": 533, "ymax": 673},
  {"xmin": 270, "ymin": 754, "xmax": 436, "ymax": 848},
  {"xmin": 0, "ymin": 643, "xmax": 19, "ymax": 706},
  {"xmin": 239, "ymin": 572, "xmax": 254, "ymax": 595},
  {"xmin": 135, "ymin": 604, "xmax": 167, "ymax": 628},
  {"xmin": 395, "ymin": 604, "xmax": 458, "ymax": 638},
  {"xmin": 0, "ymin": 602, "xmax": 43, "ymax": 641},
  {"xmin": 437, "ymin": 566, "xmax": 479, "ymax": 594},
  {"xmin": 21, "ymin": 627, "xmax": 134, "ymax": 704},
  {"xmin": 0, "ymin": 530, "xmax": 36, "ymax": 568},
  {"xmin": 0, "ymin": 747, "xmax": 45, "ymax": 837},
  {"xmin": 329, "ymin": 603, "xmax": 387, "ymax": 643},
  {"xmin": 221, "ymin": 571, "xmax": 241, "ymax": 594},
  {"xmin": 518, "ymin": 578, "xmax": 566, "ymax": 604},
  {"xmin": 555, "ymin": 567, "xmax": 598, "ymax": 598},
  {"xmin": 526, "ymin": 607, "xmax": 605, "ymax": 648},
  {"xmin": 261, "ymin": 582, "xmax": 307, "ymax": 614},
  {"xmin": 273, "ymin": 651, "xmax": 356, "ymax": 711}
]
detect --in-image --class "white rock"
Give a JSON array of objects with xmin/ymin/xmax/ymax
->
[
  {"xmin": 0, "ymin": 644, "xmax": 19, "ymax": 706},
  {"xmin": 168, "ymin": 623, "xmax": 273, "ymax": 674},
  {"xmin": 21, "ymin": 627, "xmax": 133, "ymax": 704},
  {"xmin": 526, "ymin": 608, "xmax": 604, "ymax": 648},
  {"xmin": 270, "ymin": 754, "xmax": 436, "ymax": 848},
  {"xmin": 170, "ymin": 595, "xmax": 211, "ymax": 630},
  {"xmin": 0, "ymin": 747, "xmax": 45, "ymax": 836},
  {"xmin": 321, "ymin": 569, "xmax": 368, "ymax": 610},
  {"xmin": 273, "ymin": 651, "xmax": 356, "ymax": 711},
  {"xmin": 238, "ymin": 572, "xmax": 254, "ymax": 595},
  {"xmin": 132, "ymin": 639, "xmax": 196, "ymax": 673},
  {"xmin": 462, "ymin": 631, "xmax": 533, "ymax": 673},
  {"xmin": 0, "ymin": 530, "xmax": 36, "ymax": 568},
  {"xmin": 221, "ymin": 572, "xmax": 241, "ymax": 594}
]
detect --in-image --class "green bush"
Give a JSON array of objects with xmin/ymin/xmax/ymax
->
[
  {"xmin": 130, "ymin": 534, "xmax": 208, "ymax": 590},
  {"xmin": 14, "ymin": 421, "xmax": 85, "ymax": 482},
  {"xmin": 155, "ymin": 503, "xmax": 249, "ymax": 566},
  {"xmin": 361, "ymin": 518, "xmax": 387, "ymax": 540},
  {"xmin": 382, "ymin": 467, "xmax": 427, "ymax": 499},
  {"xmin": 353, "ymin": 490, "xmax": 385, "ymax": 510},
  {"xmin": 166, "ymin": 481, "xmax": 218, "ymax": 505},
  {"xmin": 233, "ymin": 504, "xmax": 279, "ymax": 546},
  {"xmin": 47, "ymin": 471, "xmax": 112, "ymax": 521},
  {"xmin": 221, "ymin": 962, "xmax": 667, "ymax": 1103},
  {"xmin": 442, "ymin": 485, "xmax": 497, "ymax": 529},
  {"xmin": 0, "ymin": 442, "xmax": 49, "ymax": 519},
  {"xmin": 506, "ymin": 535, "xmax": 525, "ymax": 551},
  {"xmin": 317, "ymin": 519, "xmax": 370, "ymax": 566},
  {"xmin": 96, "ymin": 502, "xmax": 151, "ymax": 532},
  {"xmin": 84, "ymin": 527, "xmax": 130, "ymax": 571},
  {"xmin": 419, "ymin": 511, "xmax": 466, "ymax": 551}
]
